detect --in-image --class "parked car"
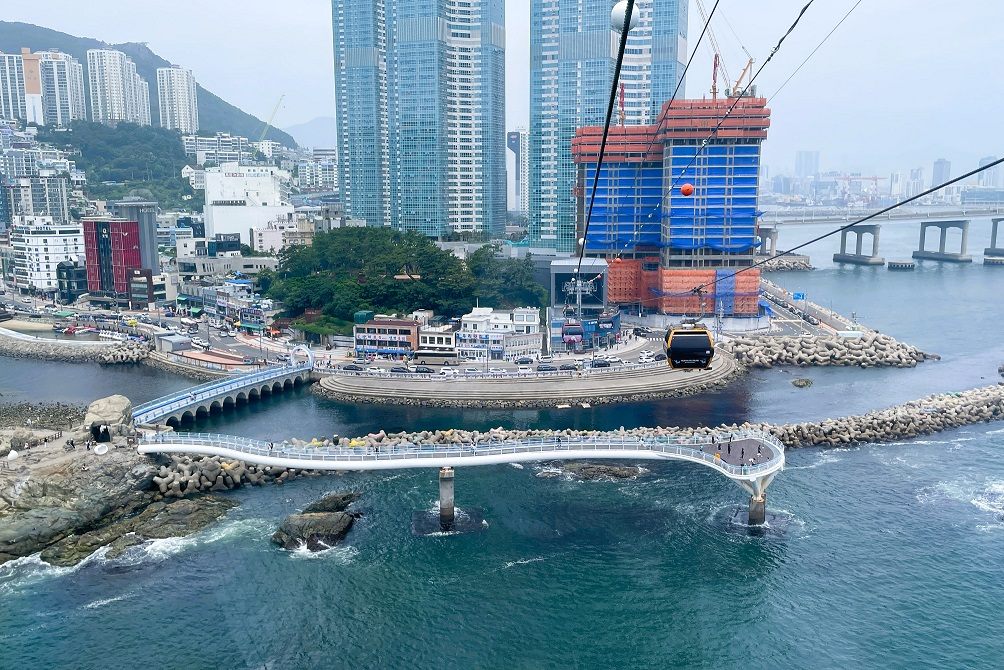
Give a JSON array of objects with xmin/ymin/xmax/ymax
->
[
  {"xmin": 559, "ymin": 363, "xmax": 578, "ymax": 371},
  {"xmin": 654, "ymin": 353, "xmax": 667, "ymax": 361},
  {"xmin": 20, "ymin": 297, "xmax": 31, "ymax": 304},
  {"xmin": 440, "ymin": 368, "xmax": 457, "ymax": 376},
  {"xmin": 463, "ymin": 367, "xmax": 481, "ymax": 374},
  {"xmin": 390, "ymin": 366, "xmax": 410, "ymax": 373},
  {"xmin": 488, "ymin": 367, "xmax": 506, "ymax": 374},
  {"xmin": 275, "ymin": 354, "xmax": 291, "ymax": 362},
  {"xmin": 536, "ymin": 364, "xmax": 557, "ymax": 372},
  {"xmin": 342, "ymin": 364, "xmax": 364, "ymax": 371},
  {"xmin": 514, "ymin": 357, "xmax": 533, "ymax": 365},
  {"xmin": 366, "ymin": 367, "xmax": 388, "ymax": 375},
  {"xmin": 590, "ymin": 359, "xmax": 611, "ymax": 368},
  {"xmin": 415, "ymin": 366, "xmax": 435, "ymax": 374},
  {"xmin": 538, "ymin": 355, "xmax": 553, "ymax": 363},
  {"xmin": 605, "ymin": 356, "xmax": 624, "ymax": 364},
  {"xmin": 517, "ymin": 366, "xmax": 532, "ymax": 374}
]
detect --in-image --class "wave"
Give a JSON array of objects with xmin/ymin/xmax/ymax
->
[
  {"xmin": 786, "ymin": 451, "xmax": 842, "ymax": 470},
  {"xmin": 503, "ymin": 556, "xmax": 545, "ymax": 569},
  {"xmin": 289, "ymin": 543, "xmax": 359, "ymax": 563},
  {"xmin": 82, "ymin": 593, "xmax": 132, "ymax": 610}
]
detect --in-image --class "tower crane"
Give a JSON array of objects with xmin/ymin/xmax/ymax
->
[{"xmin": 258, "ymin": 94, "xmax": 286, "ymax": 143}]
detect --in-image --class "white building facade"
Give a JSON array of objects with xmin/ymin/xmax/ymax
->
[
  {"xmin": 0, "ymin": 52, "xmax": 26, "ymax": 122},
  {"xmin": 38, "ymin": 51, "xmax": 87, "ymax": 127},
  {"xmin": 252, "ymin": 217, "xmax": 315, "ymax": 254},
  {"xmin": 455, "ymin": 306, "xmax": 542, "ymax": 361},
  {"xmin": 86, "ymin": 49, "xmax": 151, "ymax": 126},
  {"xmin": 156, "ymin": 66, "xmax": 199, "ymax": 133},
  {"xmin": 203, "ymin": 162, "xmax": 293, "ymax": 244},
  {"xmin": 9, "ymin": 215, "xmax": 84, "ymax": 293},
  {"xmin": 182, "ymin": 133, "xmax": 252, "ymax": 166}
]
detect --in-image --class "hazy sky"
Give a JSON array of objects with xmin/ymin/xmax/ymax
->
[{"xmin": 6, "ymin": 0, "xmax": 1003, "ymax": 177}]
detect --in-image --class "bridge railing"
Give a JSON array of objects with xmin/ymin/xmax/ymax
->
[
  {"xmin": 132, "ymin": 363, "xmax": 312, "ymax": 421},
  {"xmin": 139, "ymin": 429, "xmax": 784, "ymax": 478}
]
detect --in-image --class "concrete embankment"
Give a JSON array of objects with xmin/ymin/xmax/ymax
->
[
  {"xmin": 284, "ymin": 383, "xmax": 1003, "ymax": 451},
  {"xmin": 315, "ymin": 353, "xmax": 741, "ymax": 408},
  {"xmin": 0, "ymin": 328, "xmax": 150, "ymax": 364},
  {"xmin": 142, "ymin": 351, "xmax": 231, "ymax": 382},
  {"xmin": 721, "ymin": 332, "xmax": 937, "ymax": 368}
]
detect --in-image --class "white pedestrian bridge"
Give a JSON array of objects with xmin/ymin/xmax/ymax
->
[{"xmin": 138, "ymin": 429, "xmax": 785, "ymax": 522}]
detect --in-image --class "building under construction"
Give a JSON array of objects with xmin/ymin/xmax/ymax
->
[{"xmin": 571, "ymin": 96, "xmax": 770, "ymax": 317}]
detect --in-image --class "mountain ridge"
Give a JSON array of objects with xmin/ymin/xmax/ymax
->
[{"xmin": 0, "ymin": 21, "xmax": 297, "ymax": 147}]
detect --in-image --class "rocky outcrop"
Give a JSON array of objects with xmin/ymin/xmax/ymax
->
[
  {"xmin": 302, "ymin": 491, "xmax": 359, "ymax": 513},
  {"xmin": 721, "ymin": 333, "xmax": 936, "ymax": 369},
  {"xmin": 0, "ymin": 401, "xmax": 85, "ymax": 431},
  {"xmin": 82, "ymin": 395, "xmax": 133, "ymax": 438},
  {"xmin": 791, "ymin": 378, "xmax": 813, "ymax": 388},
  {"xmin": 272, "ymin": 512, "xmax": 355, "ymax": 551},
  {"xmin": 38, "ymin": 496, "xmax": 237, "ymax": 567},
  {"xmin": 0, "ymin": 442, "xmax": 157, "ymax": 565},
  {"xmin": 541, "ymin": 462, "xmax": 647, "ymax": 480}
]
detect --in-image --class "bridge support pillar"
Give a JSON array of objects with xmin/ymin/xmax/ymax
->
[
  {"xmin": 439, "ymin": 467, "xmax": 455, "ymax": 529},
  {"xmin": 833, "ymin": 224, "xmax": 885, "ymax": 265},
  {"xmin": 748, "ymin": 495, "xmax": 766, "ymax": 526},
  {"xmin": 913, "ymin": 220, "xmax": 972, "ymax": 262},
  {"xmin": 985, "ymin": 218, "xmax": 1004, "ymax": 263}
]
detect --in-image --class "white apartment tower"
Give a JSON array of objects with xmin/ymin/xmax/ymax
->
[
  {"xmin": 9, "ymin": 215, "xmax": 84, "ymax": 294},
  {"xmin": 0, "ymin": 52, "xmax": 26, "ymax": 121},
  {"xmin": 38, "ymin": 51, "xmax": 87, "ymax": 126},
  {"xmin": 86, "ymin": 49, "xmax": 151, "ymax": 126},
  {"xmin": 157, "ymin": 66, "xmax": 199, "ymax": 133}
]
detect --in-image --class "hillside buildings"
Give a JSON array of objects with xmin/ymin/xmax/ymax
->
[
  {"xmin": 86, "ymin": 49, "xmax": 151, "ymax": 126},
  {"xmin": 332, "ymin": 0, "xmax": 506, "ymax": 237},
  {"xmin": 156, "ymin": 66, "xmax": 199, "ymax": 134},
  {"xmin": 529, "ymin": 0, "xmax": 688, "ymax": 252}
]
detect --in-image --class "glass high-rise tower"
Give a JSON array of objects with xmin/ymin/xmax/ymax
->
[
  {"xmin": 529, "ymin": 0, "xmax": 688, "ymax": 252},
  {"xmin": 332, "ymin": 0, "xmax": 506, "ymax": 238}
]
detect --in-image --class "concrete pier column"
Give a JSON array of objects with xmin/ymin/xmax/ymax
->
[
  {"xmin": 839, "ymin": 229, "xmax": 849, "ymax": 255},
  {"xmin": 992, "ymin": 219, "xmax": 1001, "ymax": 249},
  {"xmin": 960, "ymin": 221, "xmax": 969, "ymax": 255},
  {"xmin": 748, "ymin": 495, "xmax": 766, "ymax": 526},
  {"xmin": 939, "ymin": 225, "xmax": 947, "ymax": 253},
  {"xmin": 872, "ymin": 228, "xmax": 881, "ymax": 256},
  {"xmin": 919, "ymin": 223, "xmax": 928, "ymax": 252},
  {"xmin": 439, "ymin": 467, "xmax": 455, "ymax": 529},
  {"xmin": 854, "ymin": 231, "xmax": 863, "ymax": 255}
]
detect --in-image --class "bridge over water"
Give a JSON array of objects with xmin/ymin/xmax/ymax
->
[
  {"xmin": 132, "ymin": 351, "xmax": 314, "ymax": 426},
  {"xmin": 138, "ymin": 430, "xmax": 785, "ymax": 525}
]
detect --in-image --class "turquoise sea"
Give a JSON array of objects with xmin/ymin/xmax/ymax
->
[{"xmin": 2, "ymin": 220, "xmax": 1003, "ymax": 668}]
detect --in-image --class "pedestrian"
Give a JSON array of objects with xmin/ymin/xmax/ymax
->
[
  {"xmin": 86, "ymin": 441, "xmax": 91, "ymax": 451},
  {"xmin": 741, "ymin": 447, "xmax": 745, "ymax": 460},
  {"xmin": 757, "ymin": 444, "xmax": 762, "ymax": 455}
]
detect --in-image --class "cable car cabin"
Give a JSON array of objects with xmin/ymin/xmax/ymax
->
[
  {"xmin": 561, "ymin": 320, "xmax": 584, "ymax": 344},
  {"xmin": 665, "ymin": 328, "xmax": 715, "ymax": 370}
]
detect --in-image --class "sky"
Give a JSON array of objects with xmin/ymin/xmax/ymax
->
[{"xmin": 5, "ymin": 0, "xmax": 1004, "ymax": 179}]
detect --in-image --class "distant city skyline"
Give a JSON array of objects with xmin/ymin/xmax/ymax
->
[{"xmin": 3, "ymin": 1, "xmax": 1003, "ymax": 177}]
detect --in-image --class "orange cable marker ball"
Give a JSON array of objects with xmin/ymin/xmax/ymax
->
[{"xmin": 680, "ymin": 183, "xmax": 694, "ymax": 196}]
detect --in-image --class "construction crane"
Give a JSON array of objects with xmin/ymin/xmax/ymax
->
[
  {"xmin": 730, "ymin": 57, "xmax": 755, "ymax": 97},
  {"xmin": 619, "ymin": 82, "xmax": 626, "ymax": 125},
  {"xmin": 695, "ymin": 0, "xmax": 730, "ymax": 99},
  {"xmin": 258, "ymin": 94, "xmax": 286, "ymax": 143}
]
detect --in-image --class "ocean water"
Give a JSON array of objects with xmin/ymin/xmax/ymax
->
[{"xmin": 1, "ymin": 219, "xmax": 1003, "ymax": 668}]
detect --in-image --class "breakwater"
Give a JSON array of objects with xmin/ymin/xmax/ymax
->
[
  {"xmin": 761, "ymin": 255, "xmax": 814, "ymax": 271},
  {"xmin": 151, "ymin": 453, "xmax": 322, "ymax": 499},
  {"xmin": 0, "ymin": 330, "xmax": 150, "ymax": 364},
  {"xmin": 260, "ymin": 383, "xmax": 1004, "ymax": 452},
  {"xmin": 721, "ymin": 333, "xmax": 936, "ymax": 368}
]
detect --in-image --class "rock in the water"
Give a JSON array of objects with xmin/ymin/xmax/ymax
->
[
  {"xmin": 791, "ymin": 378, "xmax": 813, "ymax": 388},
  {"xmin": 38, "ymin": 496, "xmax": 237, "ymax": 567},
  {"xmin": 302, "ymin": 491, "xmax": 359, "ymax": 514},
  {"xmin": 272, "ymin": 512, "xmax": 355, "ymax": 551},
  {"xmin": 82, "ymin": 394, "xmax": 134, "ymax": 437},
  {"xmin": 560, "ymin": 462, "xmax": 646, "ymax": 480}
]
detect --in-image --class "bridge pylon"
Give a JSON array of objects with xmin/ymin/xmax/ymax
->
[
  {"xmin": 439, "ymin": 467, "xmax": 455, "ymax": 529},
  {"xmin": 736, "ymin": 471, "xmax": 778, "ymax": 525}
]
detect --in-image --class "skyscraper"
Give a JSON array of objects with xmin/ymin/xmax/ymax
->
[
  {"xmin": 157, "ymin": 66, "xmax": 199, "ymax": 134},
  {"xmin": 0, "ymin": 51, "xmax": 26, "ymax": 121},
  {"xmin": 507, "ymin": 128, "xmax": 529, "ymax": 215},
  {"xmin": 932, "ymin": 158, "xmax": 951, "ymax": 187},
  {"xmin": 38, "ymin": 51, "xmax": 86, "ymax": 127},
  {"xmin": 332, "ymin": 0, "xmax": 506, "ymax": 238},
  {"xmin": 529, "ymin": 0, "xmax": 688, "ymax": 252},
  {"xmin": 19, "ymin": 49, "xmax": 45, "ymax": 125},
  {"xmin": 86, "ymin": 49, "xmax": 151, "ymax": 126},
  {"xmin": 794, "ymin": 150, "xmax": 820, "ymax": 179},
  {"xmin": 978, "ymin": 156, "xmax": 1000, "ymax": 188}
]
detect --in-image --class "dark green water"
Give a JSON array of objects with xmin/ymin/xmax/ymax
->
[{"xmin": 2, "ymin": 221, "xmax": 1003, "ymax": 668}]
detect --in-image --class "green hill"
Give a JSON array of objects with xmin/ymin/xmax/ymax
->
[{"xmin": 0, "ymin": 21, "xmax": 297, "ymax": 148}]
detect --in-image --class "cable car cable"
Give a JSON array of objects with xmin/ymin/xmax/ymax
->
[
  {"xmin": 573, "ymin": 0, "xmax": 638, "ymax": 280},
  {"xmin": 768, "ymin": 0, "xmax": 864, "ymax": 104},
  {"xmin": 685, "ymin": 155, "xmax": 1004, "ymax": 294}
]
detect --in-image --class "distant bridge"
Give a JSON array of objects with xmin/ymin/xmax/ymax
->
[
  {"xmin": 132, "ymin": 348, "xmax": 314, "ymax": 427},
  {"xmin": 762, "ymin": 206, "xmax": 1002, "ymax": 227},
  {"xmin": 138, "ymin": 429, "xmax": 784, "ymax": 524}
]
